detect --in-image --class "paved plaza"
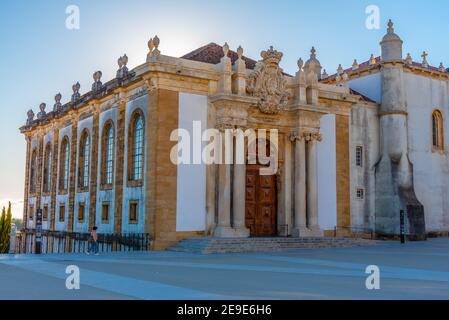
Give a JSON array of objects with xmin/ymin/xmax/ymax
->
[{"xmin": 1, "ymin": 238, "xmax": 449, "ymax": 300}]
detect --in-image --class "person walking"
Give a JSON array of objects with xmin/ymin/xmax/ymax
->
[{"xmin": 87, "ymin": 226, "xmax": 99, "ymax": 255}]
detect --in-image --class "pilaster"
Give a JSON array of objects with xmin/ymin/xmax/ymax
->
[{"xmin": 114, "ymin": 92, "xmax": 127, "ymax": 234}]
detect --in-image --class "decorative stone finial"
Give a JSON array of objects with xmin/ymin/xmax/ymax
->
[
  {"xmin": 92, "ymin": 71, "xmax": 103, "ymax": 92},
  {"xmin": 310, "ymin": 47, "xmax": 316, "ymax": 59},
  {"xmin": 321, "ymin": 69, "xmax": 328, "ymax": 79},
  {"xmin": 260, "ymin": 46, "xmax": 283, "ymax": 65},
  {"xmin": 405, "ymin": 53, "xmax": 413, "ymax": 65},
  {"xmin": 223, "ymin": 42, "xmax": 230, "ymax": 57},
  {"xmin": 117, "ymin": 54, "xmax": 129, "ymax": 78},
  {"xmin": 387, "ymin": 19, "xmax": 394, "ymax": 34},
  {"xmin": 337, "ymin": 64, "xmax": 344, "ymax": 75},
  {"xmin": 297, "ymin": 58, "xmax": 304, "ymax": 70},
  {"xmin": 26, "ymin": 109, "xmax": 35, "ymax": 125},
  {"xmin": 147, "ymin": 35, "xmax": 161, "ymax": 61},
  {"xmin": 303, "ymin": 46, "xmax": 322, "ymax": 80},
  {"xmin": 369, "ymin": 54, "xmax": 377, "ymax": 66},
  {"xmin": 439, "ymin": 63, "xmax": 446, "ymax": 73},
  {"xmin": 352, "ymin": 59, "xmax": 359, "ymax": 70},
  {"xmin": 237, "ymin": 46, "xmax": 243, "ymax": 59},
  {"xmin": 53, "ymin": 93, "xmax": 62, "ymax": 112},
  {"xmin": 421, "ymin": 51, "xmax": 429, "ymax": 68},
  {"xmin": 37, "ymin": 103, "xmax": 47, "ymax": 119},
  {"xmin": 71, "ymin": 82, "xmax": 81, "ymax": 103}
]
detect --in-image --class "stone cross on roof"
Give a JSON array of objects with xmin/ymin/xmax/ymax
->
[{"xmin": 421, "ymin": 51, "xmax": 429, "ymax": 68}]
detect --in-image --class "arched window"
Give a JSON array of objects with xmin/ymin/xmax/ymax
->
[
  {"xmin": 432, "ymin": 110, "xmax": 444, "ymax": 150},
  {"xmin": 78, "ymin": 130, "xmax": 90, "ymax": 190},
  {"xmin": 128, "ymin": 111, "xmax": 144, "ymax": 182},
  {"xmin": 59, "ymin": 137, "xmax": 70, "ymax": 192},
  {"xmin": 29, "ymin": 149, "xmax": 37, "ymax": 194},
  {"xmin": 43, "ymin": 143, "xmax": 52, "ymax": 193},
  {"xmin": 102, "ymin": 122, "xmax": 115, "ymax": 186}
]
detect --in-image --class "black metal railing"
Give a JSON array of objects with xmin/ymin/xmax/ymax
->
[{"xmin": 16, "ymin": 229, "xmax": 152, "ymax": 254}]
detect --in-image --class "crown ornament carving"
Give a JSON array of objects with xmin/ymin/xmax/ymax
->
[{"xmin": 246, "ymin": 46, "xmax": 290, "ymax": 114}]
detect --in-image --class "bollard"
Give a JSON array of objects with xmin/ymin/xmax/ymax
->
[{"xmin": 400, "ymin": 210, "xmax": 406, "ymax": 244}]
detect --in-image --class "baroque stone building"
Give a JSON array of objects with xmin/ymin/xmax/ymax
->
[{"xmin": 20, "ymin": 21, "xmax": 448, "ymax": 252}]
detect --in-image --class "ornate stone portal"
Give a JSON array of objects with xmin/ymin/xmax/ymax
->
[{"xmin": 20, "ymin": 36, "xmax": 358, "ymax": 251}]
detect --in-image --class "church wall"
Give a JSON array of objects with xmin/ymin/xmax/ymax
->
[
  {"xmin": 403, "ymin": 72, "xmax": 449, "ymax": 232},
  {"xmin": 122, "ymin": 94, "xmax": 149, "ymax": 234},
  {"xmin": 96, "ymin": 107, "xmax": 118, "ymax": 234},
  {"xmin": 349, "ymin": 104, "xmax": 379, "ymax": 232},
  {"xmin": 176, "ymin": 93, "xmax": 208, "ymax": 232},
  {"xmin": 317, "ymin": 114, "xmax": 337, "ymax": 230},
  {"xmin": 55, "ymin": 124, "xmax": 72, "ymax": 232}
]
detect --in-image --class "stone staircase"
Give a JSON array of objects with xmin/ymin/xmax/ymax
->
[{"xmin": 167, "ymin": 237, "xmax": 377, "ymax": 254}]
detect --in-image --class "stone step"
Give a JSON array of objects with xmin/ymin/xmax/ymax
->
[{"xmin": 167, "ymin": 237, "xmax": 377, "ymax": 254}]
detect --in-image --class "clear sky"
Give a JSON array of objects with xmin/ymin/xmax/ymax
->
[{"xmin": 1, "ymin": 0, "xmax": 448, "ymax": 218}]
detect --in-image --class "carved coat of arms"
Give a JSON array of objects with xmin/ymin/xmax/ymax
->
[{"xmin": 246, "ymin": 46, "xmax": 290, "ymax": 114}]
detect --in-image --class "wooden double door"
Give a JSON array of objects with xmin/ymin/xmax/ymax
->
[{"xmin": 245, "ymin": 166, "xmax": 277, "ymax": 237}]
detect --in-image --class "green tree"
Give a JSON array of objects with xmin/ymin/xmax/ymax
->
[
  {"xmin": 0, "ymin": 203, "xmax": 13, "ymax": 253},
  {"xmin": 3, "ymin": 203, "xmax": 12, "ymax": 253},
  {"xmin": 0, "ymin": 207, "xmax": 5, "ymax": 253}
]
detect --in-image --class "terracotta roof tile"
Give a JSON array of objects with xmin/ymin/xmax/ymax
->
[{"xmin": 181, "ymin": 42, "xmax": 258, "ymax": 69}]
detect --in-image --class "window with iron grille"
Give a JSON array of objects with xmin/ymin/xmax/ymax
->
[
  {"xmin": 104, "ymin": 125, "xmax": 114, "ymax": 186},
  {"xmin": 129, "ymin": 201, "xmax": 138, "ymax": 224},
  {"xmin": 132, "ymin": 116, "xmax": 144, "ymax": 181},
  {"xmin": 102, "ymin": 203, "xmax": 110, "ymax": 223},
  {"xmin": 43, "ymin": 205, "xmax": 48, "ymax": 221},
  {"xmin": 78, "ymin": 202, "xmax": 85, "ymax": 222},
  {"xmin": 59, "ymin": 204, "xmax": 65, "ymax": 222},
  {"xmin": 356, "ymin": 188, "xmax": 365, "ymax": 200},
  {"xmin": 356, "ymin": 146, "xmax": 363, "ymax": 167}
]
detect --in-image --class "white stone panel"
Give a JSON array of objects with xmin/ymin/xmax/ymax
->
[
  {"xmin": 176, "ymin": 93, "xmax": 208, "ymax": 232},
  {"xmin": 317, "ymin": 114, "xmax": 337, "ymax": 230}
]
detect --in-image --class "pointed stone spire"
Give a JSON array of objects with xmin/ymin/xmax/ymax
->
[
  {"xmin": 233, "ymin": 45, "xmax": 246, "ymax": 95},
  {"xmin": 304, "ymin": 46, "xmax": 322, "ymax": 80},
  {"xmin": 369, "ymin": 54, "xmax": 377, "ymax": 66},
  {"xmin": 439, "ymin": 63, "xmax": 446, "ymax": 73},
  {"xmin": 380, "ymin": 19, "xmax": 403, "ymax": 61},
  {"xmin": 421, "ymin": 51, "xmax": 429, "ymax": 68},
  {"xmin": 352, "ymin": 59, "xmax": 359, "ymax": 71},
  {"xmin": 405, "ymin": 53, "xmax": 413, "ymax": 65}
]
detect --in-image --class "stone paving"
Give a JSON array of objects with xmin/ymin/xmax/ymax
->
[{"xmin": 1, "ymin": 238, "xmax": 449, "ymax": 300}]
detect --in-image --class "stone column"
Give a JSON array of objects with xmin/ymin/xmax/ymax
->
[
  {"xmin": 49, "ymin": 127, "xmax": 59, "ymax": 231},
  {"xmin": 67, "ymin": 114, "xmax": 78, "ymax": 234},
  {"xmin": 232, "ymin": 129, "xmax": 250, "ymax": 237},
  {"xmin": 22, "ymin": 136, "xmax": 31, "ymax": 231},
  {"xmin": 306, "ymin": 134, "xmax": 322, "ymax": 236},
  {"xmin": 114, "ymin": 93, "xmax": 127, "ymax": 235},
  {"xmin": 35, "ymin": 132, "xmax": 45, "ymax": 212},
  {"xmin": 214, "ymin": 129, "xmax": 233, "ymax": 237},
  {"xmin": 292, "ymin": 133, "xmax": 307, "ymax": 237}
]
